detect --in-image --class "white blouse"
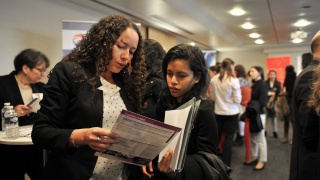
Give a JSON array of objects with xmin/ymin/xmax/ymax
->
[{"xmin": 91, "ymin": 77, "xmax": 129, "ymax": 180}]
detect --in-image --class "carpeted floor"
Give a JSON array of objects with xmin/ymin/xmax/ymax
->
[{"xmin": 230, "ymin": 119, "xmax": 293, "ymax": 180}]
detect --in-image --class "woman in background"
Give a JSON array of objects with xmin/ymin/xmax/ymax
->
[
  {"xmin": 265, "ymin": 70, "xmax": 281, "ymax": 138},
  {"xmin": 140, "ymin": 39, "xmax": 166, "ymax": 120},
  {"xmin": 283, "ymin": 65, "xmax": 296, "ymax": 143},
  {"xmin": 0, "ymin": 48, "xmax": 50, "ymax": 179},
  {"xmin": 233, "ymin": 64, "xmax": 249, "ymax": 147},
  {"xmin": 245, "ymin": 66, "xmax": 268, "ymax": 171},
  {"xmin": 211, "ymin": 58, "xmax": 241, "ymax": 167}
]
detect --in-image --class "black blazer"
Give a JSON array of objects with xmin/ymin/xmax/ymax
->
[
  {"xmin": 266, "ymin": 80, "xmax": 281, "ymax": 99},
  {"xmin": 289, "ymin": 59, "xmax": 319, "ymax": 180},
  {"xmin": 0, "ymin": 71, "xmax": 45, "ymax": 127},
  {"xmin": 251, "ymin": 79, "xmax": 268, "ymax": 114},
  {"xmin": 31, "ymin": 61, "xmax": 139, "ymax": 180}
]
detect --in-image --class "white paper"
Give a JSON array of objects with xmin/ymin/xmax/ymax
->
[{"xmin": 158, "ymin": 106, "xmax": 192, "ymax": 170}]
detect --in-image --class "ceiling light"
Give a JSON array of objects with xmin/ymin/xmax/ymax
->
[
  {"xmin": 291, "ymin": 29, "xmax": 307, "ymax": 39},
  {"xmin": 241, "ymin": 22, "xmax": 255, "ymax": 29},
  {"xmin": 292, "ymin": 38, "xmax": 303, "ymax": 43},
  {"xmin": 249, "ymin": 33, "xmax": 260, "ymax": 38},
  {"xmin": 229, "ymin": 8, "xmax": 246, "ymax": 16},
  {"xmin": 189, "ymin": 42, "xmax": 195, "ymax": 46},
  {"xmin": 294, "ymin": 19, "xmax": 311, "ymax": 27},
  {"xmin": 255, "ymin": 39, "xmax": 264, "ymax": 44}
]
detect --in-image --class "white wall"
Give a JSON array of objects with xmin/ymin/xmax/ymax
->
[
  {"xmin": 0, "ymin": 0, "xmax": 106, "ymax": 82},
  {"xmin": 217, "ymin": 49, "xmax": 267, "ymax": 75},
  {"xmin": 216, "ymin": 46, "xmax": 310, "ymax": 77}
]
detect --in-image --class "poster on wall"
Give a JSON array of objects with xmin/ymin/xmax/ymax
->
[
  {"xmin": 202, "ymin": 50, "xmax": 216, "ymax": 67},
  {"xmin": 266, "ymin": 56, "xmax": 291, "ymax": 86},
  {"xmin": 62, "ymin": 21, "xmax": 95, "ymax": 56},
  {"xmin": 62, "ymin": 21, "xmax": 141, "ymax": 57}
]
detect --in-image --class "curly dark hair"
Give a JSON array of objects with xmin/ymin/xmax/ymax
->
[
  {"xmin": 60, "ymin": 15, "xmax": 146, "ymax": 112},
  {"xmin": 143, "ymin": 39, "xmax": 166, "ymax": 79},
  {"xmin": 160, "ymin": 44, "xmax": 209, "ymax": 110}
]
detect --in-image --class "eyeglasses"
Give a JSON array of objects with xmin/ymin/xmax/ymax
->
[{"xmin": 33, "ymin": 67, "xmax": 47, "ymax": 73}]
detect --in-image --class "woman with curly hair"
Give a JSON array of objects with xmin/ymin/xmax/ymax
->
[{"xmin": 31, "ymin": 15, "xmax": 146, "ymax": 179}]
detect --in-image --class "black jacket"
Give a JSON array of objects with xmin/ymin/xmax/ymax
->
[
  {"xmin": 246, "ymin": 100, "xmax": 263, "ymax": 133},
  {"xmin": 289, "ymin": 59, "xmax": 319, "ymax": 180},
  {"xmin": 251, "ymin": 79, "xmax": 268, "ymax": 114},
  {"xmin": 31, "ymin": 61, "xmax": 140, "ymax": 180},
  {"xmin": 0, "ymin": 71, "xmax": 45, "ymax": 127}
]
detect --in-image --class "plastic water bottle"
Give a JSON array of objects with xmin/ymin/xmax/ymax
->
[
  {"xmin": 4, "ymin": 106, "xmax": 19, "ymax": 139},
  {"xmin": 1, "ymin": 102, "xmax": 10, "ymax": 131}
]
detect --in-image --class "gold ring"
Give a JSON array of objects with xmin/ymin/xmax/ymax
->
[{"xmin": 97, "ymin": 136, "xmax": 101, "ymax": 142}]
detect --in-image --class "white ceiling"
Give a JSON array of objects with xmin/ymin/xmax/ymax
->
[{"xmin": 67, "ymin": 0, "xmax": 320, "ymax": 52}]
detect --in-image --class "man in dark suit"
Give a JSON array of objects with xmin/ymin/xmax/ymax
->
[{"xmin": 289, "ymin": 30, "xmax": 320, "ymax": 180}]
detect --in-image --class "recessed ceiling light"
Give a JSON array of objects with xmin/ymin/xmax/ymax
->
[
  {"xmin": 189, "ymin": 42, "xmax": 196, "ymax": 46},
  {"xmin": 241, "ymin": 22, "xmax": 255, "ymax": 29},
  {"xmin": 294, "ymin": 19, "xmax": 311, "ymax": 27},
  {"xmin": 229, "ymin": 8, "xmax": 246, "ymax": 16},
  {"xmin": 249, "ymin": 33, "xmax": 260, "ymax": 38},
  {"xmin": 255, "ymin": 39, "xmax": 264, "ymax": 44},
  {"xmin": 292, "ymin": 38, "xmax": 303, "ymax": 43}
]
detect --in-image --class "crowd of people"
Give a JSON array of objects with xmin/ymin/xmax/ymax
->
[{"xmin": 0, "ymin": 14, "xmax": 319, "ymax": 179}]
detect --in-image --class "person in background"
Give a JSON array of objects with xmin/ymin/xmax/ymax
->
[
  {"xmin": 265, "ymin": 70, "xmax": 281, "ymax": 138},
  {"xmin": 301, "ymin": 52, "xmax": 313, "ymax": 70},
  {"xmin": 140, "ymin": 39, "xmax": 166, "ymax": 120},
  {"xmin": 143, "ymin": 44, "xmax": 220, "ymax": 180},
  {"xmin": 233, "ymin": 64, "xmax": 249, "ymax": 147},
  {"xmin": 208, "ymin": 65, "xmax": 220, "ymax": 79},
  {"xmin": 244, "ymin": 66, "xmax": 268, "ymax": 171},
  {"xmin": 31, "ymin": 15, "xmax": 146, "ymax": 179},
  {"xmin": 206, "ymin": 65, "xmax": 221, "ymax": 101},
  {"xmin": 0, "ymin": 48, "xmax": 50, "ymax": 179},
  {"xmin": 290, "ymin": 30, "xmax": 320, "ymax": 180},
  {"xmin": 235, "ymin": 64, "xmax": 249, "ymax": 88},
  {"xmin": 283, "ymin": 65, "xmax": 296, "ymax": 143},
  {"xmin": 211, "ymin": 58, "xmax": 241, "ymax": 167}
]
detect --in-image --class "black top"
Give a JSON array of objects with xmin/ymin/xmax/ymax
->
[
  {"xmin": 0, "ymin": 71, "xmax": 45, "ymax": 127},
  {"xmin": 265, "ymin": 80, "xmax": 281, "ymax": 100},
  {"xmin": 290, "ymin": 58, "xmax": 320, "ymax": 180},
  {"xmin": 251, "ymin": 79, "xmax": 268, "ymax": 114}
]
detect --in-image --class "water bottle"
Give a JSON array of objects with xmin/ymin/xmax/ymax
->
[
  {"xmin": 1, "ymin": 102, "xmax": 10, "ymax": 131},
  {"xmin": 4, "ymin": 106, "xmax": 19, "ymax": 139}
]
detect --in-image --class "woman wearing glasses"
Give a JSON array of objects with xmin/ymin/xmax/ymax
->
[{"xmin": 0, "ymin": 48, "xmax": 50, "ymax": 179}]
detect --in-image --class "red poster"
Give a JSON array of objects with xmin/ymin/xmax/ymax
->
[{"xmin": 266, "ymin": 56, "xmax": 291, "ymax": 87}]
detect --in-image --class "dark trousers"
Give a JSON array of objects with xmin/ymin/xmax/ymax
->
[{"xmin": 216, "ymin": 114, "xmax": 239, "ymax": 167}]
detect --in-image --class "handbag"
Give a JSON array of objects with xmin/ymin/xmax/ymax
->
[{"xmin": 246, "ymin": 100, "xmax": 263, "ymax": 133}]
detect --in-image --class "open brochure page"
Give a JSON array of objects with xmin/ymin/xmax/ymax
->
[{"xmin": 95, "ymin": 110, "xmax": 181, "ymax": 166}]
